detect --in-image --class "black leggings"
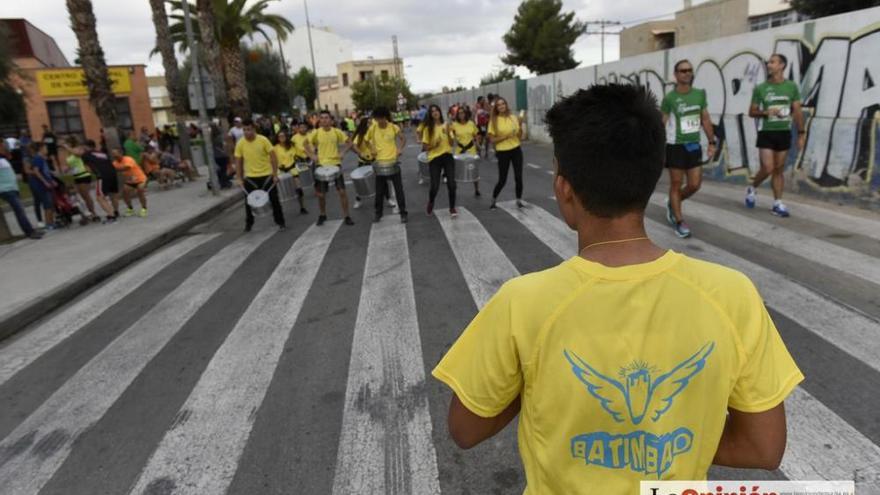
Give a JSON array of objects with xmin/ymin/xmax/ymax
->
[
  {"xmin": 493, "ymin": 146, "xmax": 524, "ymax": 200},
  {"xmin": 428, "ymin": 153, "xmax": 456, "ymax": 209}
]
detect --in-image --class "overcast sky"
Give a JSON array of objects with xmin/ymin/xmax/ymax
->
[{"xmin": 0, "ymin": 0, "xmax": 697, "ymax": 93}]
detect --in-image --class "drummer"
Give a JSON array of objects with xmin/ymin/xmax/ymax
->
[
  {"xmin": 421, "ymin": 104, "xmax": 457, "ymax": 217},
  {"xmin": 305, "ymin": 110, "xmax": 355, "ymax": 226},
  {"xmin": 450, "ymin": 107, "xmax": 482, "ymax": 197},
  {"xmin": 274, "ymin": 131, "xmax": 308, "ymax": 215},
  {"xmin": 235, "ymin": 118, "xmax": 286, "ymax": 232},
  {"xmin": 365, "ymin": 106, "xmax": 407, "ymax": 223}
]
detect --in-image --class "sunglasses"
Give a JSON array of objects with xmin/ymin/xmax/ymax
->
[{"xmin": 677, "ymin": 68, "xmax": 693, "ymax": 73}]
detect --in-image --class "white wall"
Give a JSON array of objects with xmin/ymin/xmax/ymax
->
[{"xmin": 282, "ymin": 26, "xmax": 353, "ymax": 77}]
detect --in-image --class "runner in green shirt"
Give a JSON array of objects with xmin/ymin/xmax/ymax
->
[
  {"xmin": 660, "ymin": 59, "xmax": 717, "ymax": 239},
  {"xmin": 746, "ymin": 53, "xmax": 805, "ymax": 217},
  {"xmin": 123, "ymin": 131, "xmax": 144, "ymax": 165}
]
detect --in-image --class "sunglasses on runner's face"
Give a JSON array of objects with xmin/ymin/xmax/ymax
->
[{"xmin": 678, "ymin": 68, "xmax": 693, "ymax": 73}]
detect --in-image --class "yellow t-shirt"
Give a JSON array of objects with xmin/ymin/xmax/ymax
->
[
  {"xmin": 309, "ymin": 127, "xmax": 348, "ymax": 166},
  {"xmin": 234, "ymin": 135, "xmax": 274, "ymax": 177},
  {"xmin": 365, "ymin": 122, "xmax": 400, "ymax": 162},
  {"xmin": 352, "ymin": 134, "xmax": 374, "ymax": 163},
  {"xmin": 432, "ymin": 252, "xmax": 803, "ymax": 495},
  {"xmin": 489, "ymin": 114, "xmax": 521, "ymax": 151},
  {"xmin": 451, "ymin": 121, "xmax": 479, "ymax": 155},
  {"xmin": 273, "ymin": 144, "xmax": 299, "ymax": 176},
  {"xmin": 421, "ymin": 125, "xmax": 452, "ymax": 161},
  {"xmin": 291, "ymin": 133, "xmax": 309, "ymax": 160}
]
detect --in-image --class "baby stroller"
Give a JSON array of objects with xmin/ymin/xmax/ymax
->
[{"xmin": 51, "ymin": 180, "xmax": 87, "ymax": 227}]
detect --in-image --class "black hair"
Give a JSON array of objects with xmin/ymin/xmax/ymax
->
[
  {"xmin": 424, "ymin": 104, "xmax": 444, "ymax": 138},
  {"xmin": 673, "ymin": 59, "xmax": 692, "ymax": 72},
  {"xmin": 770, "ymin": 53, "xmax": 788, "ymax": 69},
  {"xmin": 353, "ymin": 117, "xmax": 371, "ymax": 145},
  {"xmin": 242, "ymin": 118, "xmax": 255, "ymax": 127},
  {"xmin": 276, "ymin": 130, "xmax": 292, "ymax": 149},
  {"xmin": 319, "ymin": 110, "xmax": 331, "ymax": 117},
  {"xmin": 544, "ymin": 84, "xmax": 665, "ymax": 218},
  {"xmin": 373, "ymin": 106, "xmax": 391, "ymax": 120},
  {"xmin": 456, "ymin": 106, "xmax": 472, "ymax": 122},
  {"xmin": 477, "ymin": 96, "xmax": 485, "ymax": 103}
]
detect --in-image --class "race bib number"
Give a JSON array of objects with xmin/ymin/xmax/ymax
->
[
  {"xmin": 680, "ymin": 114, "xmax": 701, "ymax": 134},
  {"xmin": 768, "ymin": 104, "xmax": 791, "ymax": 122}
]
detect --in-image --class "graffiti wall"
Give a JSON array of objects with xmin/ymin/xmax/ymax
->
[{"xmin": 525, "ymin": 7, "xmax": 880, "ymax": 203}]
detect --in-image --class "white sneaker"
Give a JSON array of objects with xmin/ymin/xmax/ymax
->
[
  {"xmin": 387, "ymin": 198, "xmax": 397, "ymax": 207},
  {"xmin": 353, "ymin": 199, "xmax": 362, "ymax": 209},
  {"xmin": 36, "ymin": 221, "xmax": 45, "ymax": 229},
  {"xmin": 392, "ymin": 206, "xmax": 400, "ymax": 214}
]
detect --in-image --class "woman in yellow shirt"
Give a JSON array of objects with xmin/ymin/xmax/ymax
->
[
  {"xmin": 421, "ymin": 104, "xmax": 456, "ymax": 217},
  {"xmin": 450, "ymin": 107, "xmax": 481, "ymax": 197},
  {"xmin": 274, "ymin": 131, "xmax": 308, "ymax": 214},
  {"xmin": 488, "ymin": 96, "xmax": 524, "ymax": 209},
  {"xmin": 351, "ymin": 116, "xmax": 393, "ymax": 209}
]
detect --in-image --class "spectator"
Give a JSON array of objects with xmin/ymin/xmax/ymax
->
[
  {"xmin": 24, "ymin": 142, "xmax": 57, "ymax": 230},
  {"xmin": 83, "ymin": 139, "xmax": 122, "ymax": 222},
  {"xmin": 0, "ymin": 141, "xmax": 42, "ymax": 239},
  {"xmin": 41, "ymin": 124, "xmax": 59, "ymax": 169},
  {"xmin": 142, "ymin": 147, "xmax": 176, "ymax": 189},
  {"xmin": 228, "ymin": 117, "xmax": 245, "ymax": 145},
  {"xmin": 123, "ymin": 130, "xmax": 144, "ymax": 165}
]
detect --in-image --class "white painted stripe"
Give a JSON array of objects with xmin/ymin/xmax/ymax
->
[
  {"xmin": 331, "ymin": 221, "xmax": 440, "ymax": 495},
  {"xmin": 648, "ymin": 194, "xmax": 880, "ymax": 286},
  {"xmin": 435, "ymin": 207, "xmax": 520, "ymax": 308},
  {"xmin": 0, "ymin": 230, "xmax": 274, "ymax": 495},
  {"xmin": 498, "ymin": 200, "xmax": 576, "ymax": 259},
  {"xmin": 0, "ymin": 233, "xmax": 219, "ymax": 386},
  {"xmin": 697, "ymin": 182, "xmax": 880, "ymax": 242},
  {"xmin": 128, "ymin": 222, "xmax": 340, "ymax": 495},
  {"xmin": 544, "ymin": 170, "xmax": 554, "ymax": 175},
  {"xmin": 502, "ymin": 202, "xmax": 880, "ymax": 490},
  {"xmin": 526, "ymin": 162, "xmax": 541, "ymax": 169}
]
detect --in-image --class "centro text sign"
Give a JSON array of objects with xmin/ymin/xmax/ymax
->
[{"xmin": 37, "ymin": 67, "xmax": 132, "ymax": 97}]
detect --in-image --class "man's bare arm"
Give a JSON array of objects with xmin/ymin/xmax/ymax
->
[
  {"xmin": 713, "ymin": 403, "xmax": 787, "ymax": 470},
  {"xmin": 447, "ymin": 394, "xmax": 521, "ymax": 449}
]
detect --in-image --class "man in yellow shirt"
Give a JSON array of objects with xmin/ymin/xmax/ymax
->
[
  {"xmin": 305, "ymin": 110, "xmax": 354, "ymax": 226},
  {"xmin": 234, "ymin": 118, "xmax": 285, "ymax": 232},
  {"xmin": 365, "ymin": 107, "xmax": 407, "ymax": 223},
  {"xmin": 433, "ymin": 84, "xmax": 803, "ymax": 494}
]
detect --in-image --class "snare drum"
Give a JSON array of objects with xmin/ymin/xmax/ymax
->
[
  {"xmin": 276, "ymin": 172, "xmax": 296, "ymax": 203},
  {"xmin": 350, "ymin": 166, "xmax": 375, "ymax": 199},
  {"xmin": 296, "ymin": 161, "xmax": 314, "ymax": 188},
  {"xmin": 454, "ymin": 154, "xmax": 479, "ymax": 182},
  {"xmin": 315, "ymin": 165, "xmax": 341, "ymax": 183},
  {"xmin": 373, "ymin": 159, "xmax": 400, "ymax": 176},
  {"xmin": 246, "ymin": 189, "xmax": 271, "ymax": 217},
  {"xmin": 417, "ymin": 152, "xmax": 429, "ymax": 183}
]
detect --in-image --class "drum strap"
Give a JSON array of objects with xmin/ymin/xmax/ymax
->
[
  {"xmin": 244, "ymin": 177, "xmax": 277, "ymax": 193},
  {"xmin": 456, "ymin": 140, "xmax": 475, "ymax": 152}
]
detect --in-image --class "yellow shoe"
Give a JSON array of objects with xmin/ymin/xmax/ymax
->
[
  {"xmin": 123, "ymin": 208, "xmax": 134, "ymax": 217},
  {"xmin": 138, "ymin": 208, "xmax": 148, "ymax": 218}
]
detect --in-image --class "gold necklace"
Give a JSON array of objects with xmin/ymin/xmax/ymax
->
[{"xmin": 580, "ymin": 236, "xmax": 650, "ymax": 254}]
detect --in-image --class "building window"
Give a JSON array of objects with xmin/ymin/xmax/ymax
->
[
  {"xmin": 359, "ymin": 71, "xmax": 373, "ymax": 81},
  {"xmin": 381, "ymin": 69, "xmax": 389, "ymax": 79},
  {"xmin": 46, "ymin": 100, "xmax": 85, "ymax": 143},
  {"xmin": 749, "ymin": 9, "xmax": 807, "ymax": 31},
  {"xmin": 115, "ymin": 97, "xmax": 134, "ymax": 135},
  {"xmin": 342, "ymin": 72, "xmax": 349, "ymax": 86}
]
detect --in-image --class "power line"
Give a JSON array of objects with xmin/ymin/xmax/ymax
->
[{"xmin": 582, "ymin": 20, "xmax": 622, "ymax": 64}]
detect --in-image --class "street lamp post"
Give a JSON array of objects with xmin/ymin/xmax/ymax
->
[
  {"xmin": 304, "ymin": 0, "xmax": 320, "ymax": 111},
  {"xmin": 368, "ymin": 56, "xmax": 378, "ymax": 108}
]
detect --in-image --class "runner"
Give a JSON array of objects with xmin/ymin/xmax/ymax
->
[
  {"xmin": 488, "ymin": 96, "xmax": 524, "ymax": 210},
  {"xmin": 123, "ymin": 131, "xmax": 144, "ymax": 166},
  {"xmin": 273, "ymin": 130, "xmax": 308, "ymax": 215},
  {"xmin": 365, "ymin": 106, "xmax": 408, "ymax": 223},
  {"xmin": 421, "ymin": 104, "xmax": 456, "ymax": 217},
  {"xmin": 305, "ymin": 110, "xmax": 355, "ymax": 226},
  {"xmin": 746, "ymin": 53, "xmax": 805, "ymax": 217},
  {"xmin": 110, "ymin": 148, "xmax": 149, "ymax": 218},
  {"xmin": 59, "ymin": 137, "xmax": 100, "ymax": 222},
  {"xmin": 82, "ymin": 139, "xmax": 121, "ymax": 222},
  {"xmin": 432, "ymin": 84, "xmax": 802, "ymax": 493},
  {"xmin": 450, "ymin": 107, "xmax": 482, "ymax": 197},
  {"xmin": 24, "ymin": 142, "xmax": 57, "ymax": 229},
  {"xmin": 661, "ymin": 59, "xmax": 717, "ymax": 238},
  {"xmin": 235, "ymin": 118, "xmax": 286, "ymax": 232}
]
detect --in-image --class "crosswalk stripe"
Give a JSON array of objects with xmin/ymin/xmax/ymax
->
[
  {"xmin": 0, "ymin": 230, "xmax": 274, "ymax": 495},
  {"xmin": 501, "ymin": 201, "xmax": 880, "ymax": 490},
  {"xmin": 648, "ymin": 193, "xmax": 880, "ymax": 287},
  {"xmin": 435, "ymin": 207, "xmax": 520, "ymax": 307},
  {"xmin": 331, "ymin": 220, "xmax": 440, "ymax": 495},
  {"xmin": 526, "ymin": 163, "xmax": 541, "ymax": 169},
  {"xmin": 127, "ymin": 222, "xmax": 341, "ymax": 495},
  {"xmin": 696, "ymin": 182, "xmax": 880, "ymax": 242},
  {"xmin": 0, "ymin": 233, "xmax": 219, "ymax": 387}
]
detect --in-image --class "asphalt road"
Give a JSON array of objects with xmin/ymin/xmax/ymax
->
[{"xmin": 1, "ymin": 131, "xmax": 878, "ymax": 494}]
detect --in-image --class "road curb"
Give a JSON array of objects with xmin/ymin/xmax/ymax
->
[{"xmin": 0, "ymin": 192, "xmax": 243, "ymax": 343}]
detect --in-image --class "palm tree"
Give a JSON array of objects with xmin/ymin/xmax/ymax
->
[
  {"xmin": 66, "ymin": 0, "xmax": 120, "ymax": 150},
  {"xmin": 165, "ymin": 0, "xmax": 294, "ymax": 118},
  {"xmin": 148, "ymin": 0, "xmax": 193, "ymax": 161},
  {"xmin": 196, "ymin": 0, "xmax": 229, "ymax": 122}
]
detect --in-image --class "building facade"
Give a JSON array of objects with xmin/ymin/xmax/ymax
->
[
  {"xmin": 319, "ymin": 58, "xmax": 404, "ymax": 116},
  {"xmin": 147, "ymin": 76, "xmax": 173, "ymax": 127},
  {"xmin": 2, "ymin": 18, "xmax": 153, "ymax": 146}
]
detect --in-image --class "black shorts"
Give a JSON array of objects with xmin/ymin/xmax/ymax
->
[
  {"xmin": 756, "ymin": 130, "xmax": 792, "ymax": 151},
  {"xmin": 98, "ymin": 177, "xmax": 119, "ymax": 196},
  {"xmin": 316, "ymin": 176, "xmax": 345, "ymax": 193},
  {"xmin": 74, "ymin": 175, "xmax": 93, "ymax": 185},
  {"xmin": 665, "ymin": 144, "xmax": 702, "ymax": 170}
]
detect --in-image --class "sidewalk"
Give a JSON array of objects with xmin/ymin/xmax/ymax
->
[{"xmin": 0, "ymin": 171, "xmax": 241, "ymax": 341}]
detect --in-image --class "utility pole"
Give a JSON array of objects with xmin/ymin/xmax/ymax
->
[
  {"xmin": 304, "ymin": 0, "xmax": 320, "ymax": 111},
  {"xmin": 182, "ymin": 0, "xmax": 219, "ymax": 193},
  {"xmin": 584, "ymin": 20, "xmax": 622, "ymax": 64}
]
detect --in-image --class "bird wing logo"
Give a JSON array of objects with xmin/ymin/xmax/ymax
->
[{"xmin": 563, "ymin": 342, "xmax": 714, "ymax": 425}]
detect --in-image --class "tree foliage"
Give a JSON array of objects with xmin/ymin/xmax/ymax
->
[
  {"xmin": 243, "ymin": 47, "xmax": 291, "ymax": 115},
  {"xmin": 480, "ymin": 67, "xmax": 517, "ymax": 86},
  {"xmin": 291, "ymin": 66, "xmax": 316, "ymax": 111},
  {"xmin": 501, "ymin": 0, "xmax": 586, "ymax": 75},
  {"xmin": 350, "ymin": 76, "xmax": 416, "ymax": 112},
  {"xmin": 787, "ymin": 0, "xmax": 880, "ymax": 17}
]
